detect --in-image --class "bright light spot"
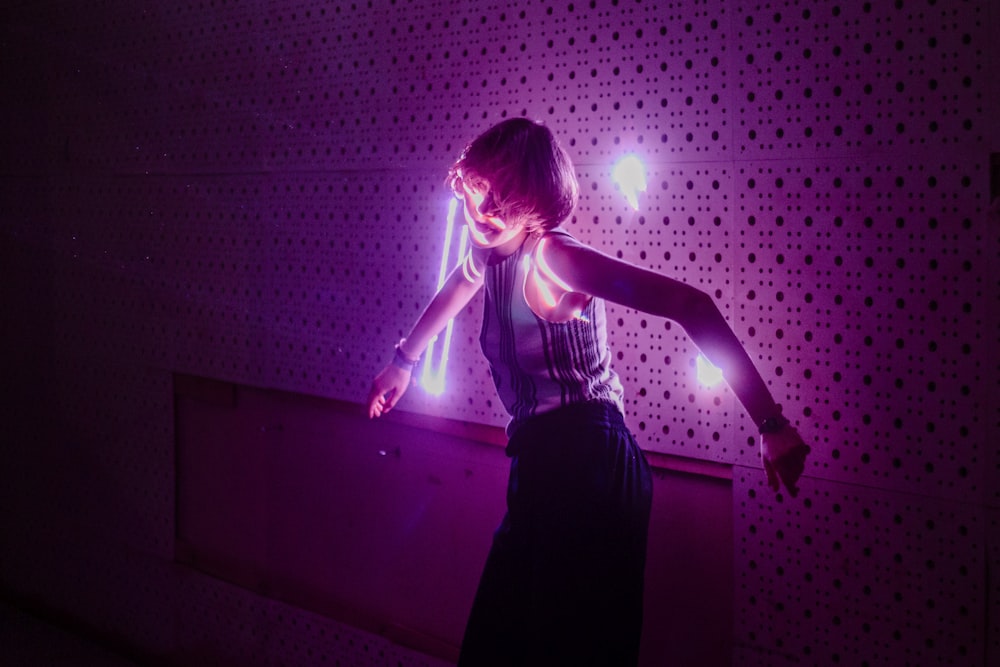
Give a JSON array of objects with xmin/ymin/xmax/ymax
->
[
  {"xmin": 534, "ymin": 237, "xmax": 573, "ymax": 292},
  {"xmin": 611, "ymin": 155, "xmax": 647, "ymax": 210},
  {"xmin": 696, "ymin": 353, "xmax": 724, "ymax": 387},
  {"xmin": 420, "ymin": 198, "xmax": 466, "ymax": 396},
  {"xmin": 458, "ymin": 175, "xmax": 506, "ymax": 241},
  {"xmin": 421, "ymin": 335, "xmax": 448, "ymax": 396},
  {"xmin": 522, "ymin": 237, "xmax": 588, "ymax": 323}
]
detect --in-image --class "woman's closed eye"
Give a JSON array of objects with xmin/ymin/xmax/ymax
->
[
  {"xmin": 460, "ymin": 179, "xmax": 502, "ymax": 217},
  {"xmin": 478, "ymin": 189, "xmax": 500, "ymax": 216}
]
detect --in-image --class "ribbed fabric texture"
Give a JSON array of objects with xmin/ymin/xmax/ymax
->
[{"xmin": 479, "ymin": 230, "xmax": 625, "ymax": 435}]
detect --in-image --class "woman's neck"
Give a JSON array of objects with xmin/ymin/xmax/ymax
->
[{"xmin": 489, "ymin": 228, "xmax": 530, "ymax": 260}]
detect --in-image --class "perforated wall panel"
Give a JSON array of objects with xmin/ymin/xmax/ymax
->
[
  {"xmin": 735, "ymin": 467, "xmax": 987, "ymax": 665},
  {"xmin": 1, "ymin": 0, "xmax": 996, "ymax": 665}
]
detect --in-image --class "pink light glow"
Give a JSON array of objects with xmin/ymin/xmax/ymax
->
[
  {"xmin": 695, "ymin": 353, "xmax": 724, "ymax": 387},
  {"xmin": 522, "ymin": 237, "xmax": 589, "ymax": 323},
  {"xmin": 461, "ymin": 249, "xmax": 482, "ymax": 284},
  {"xmin": 611, "ymin": 155, "xmax": 646, "ymax": 210},
  {"xmin": 457, "ymin": 175, "xmax": 507, "ymax": 247},
  {"xmin": 420, "ymin": 198, "xmax": 467, "ymax": 396}
]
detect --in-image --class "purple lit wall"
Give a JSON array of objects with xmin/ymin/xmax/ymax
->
[{"xmin": 1, "ymin": 1, "xmax": 997, "ymax": 666}]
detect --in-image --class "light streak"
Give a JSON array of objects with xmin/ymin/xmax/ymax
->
[
  {"xmin": 420, "ymin": 198, "xmax": 467, "ymax": 396},
  {"xmin": 611, "ymin": 154, "xmax": 647, "ymax": 210},
  {"xmin": 461, "ymin": 250, "xmax": 482, "ymax": 284},
  {"xmin": 523, "ymin": 237, "xmax": 587, "ymax": 322},
  {"xmin": 458, "ymin": 175, "xmax": 506, "ymax": 247},
  {"xmin": 524, "ymin": 237, "xmax": 571, "ymax": 310},
  {"xmin": 523, "ymin": 255, "xmax": 557, "ymax": 308},
  {"xmin": 534, "ymin": 237, "xmax": 573, "ymax": 292}
]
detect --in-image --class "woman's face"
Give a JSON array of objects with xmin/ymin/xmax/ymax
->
[{"xmin": 456, "ymin": 173, "xmax": 526, "ymax": 252}]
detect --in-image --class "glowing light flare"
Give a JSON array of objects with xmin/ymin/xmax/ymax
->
[
  {"xmin": 534, "ymin": 237, "xmax": 573, "ymax": 292},
  {"xmin": 461, "ymin": 251, "xmax": 482, "ymax": 284},
  {"xmin": 463, "ymin": 212, "xmax": 493, "ymax": 247},
  {"xmin": 695, "ymin": 353, "xmax": 724, "ymax": 388},
  {"xmin": 523, "ymin": 255, "xmax": 558, "ymax": 308},
  {"xmin": 458, "ymin": 177, "xmax": 506, "ymax": 236},
  {"xmin": 420, "ymin": 198, "xmax": 469, "ymax": 396},
  {"xmin": 611, "ymin": 155, "xmax": 647, "ymax": 210},
  {"xmin": 436, "ymin": 198, "xmax": 460, "ymax": 286},
  {"xmin": 522, "ymin": 238, "xmax": 588, "ymax": 322}
]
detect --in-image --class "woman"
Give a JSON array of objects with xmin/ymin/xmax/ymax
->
[{"xmin": 367, "ymin": 118, "xmax": 809, "ymax": 665}]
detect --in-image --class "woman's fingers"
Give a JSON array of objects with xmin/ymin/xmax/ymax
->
[
  {"xmin": 763, "ymin": 457, "xmax": 780, "ymax": 492},
  {"xmin": 767, "ymin": 444, "xmax": 810, "ymax": 497},
  {"xmin": 368, "ymin": 381, "xmax": 403, "ymax": 418},
  {"xmin": 368, "ymin": 393, "xmax": 382, "ymax": 418},
  {"xmin": 368, "ymin": 383, "xmax": 390, "ymax": 418}
]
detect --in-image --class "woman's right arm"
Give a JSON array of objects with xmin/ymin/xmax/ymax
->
[
  {"xmin": 540, "ymin": 234, "xmax": 811, "ymax": 495},
  {"xmin": 367, "ymin": 250, "xmax": 486, "ymax": 418}
]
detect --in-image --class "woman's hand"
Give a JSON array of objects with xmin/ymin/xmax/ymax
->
[
  {"xmin": 760, "ymin": 426, "xmax": 810, "ymax": 497},
  {"xmin": 367, "ymin": 364, "xmax": 412, "ymax": 418}
]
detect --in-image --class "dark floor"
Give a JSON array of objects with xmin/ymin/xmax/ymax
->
[{"xmin": 0, "ymin": 601, "xmax": 141, "ymax": 666}]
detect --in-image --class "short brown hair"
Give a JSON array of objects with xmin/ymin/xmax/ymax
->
[{"xmin": 447, "ymin": 118, "xmax": 579, "ymax": 232}]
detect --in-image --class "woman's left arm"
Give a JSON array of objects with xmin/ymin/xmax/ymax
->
[{"xmin": 542, "ymin": 235, "xmax": 810, "ymax": 494}]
